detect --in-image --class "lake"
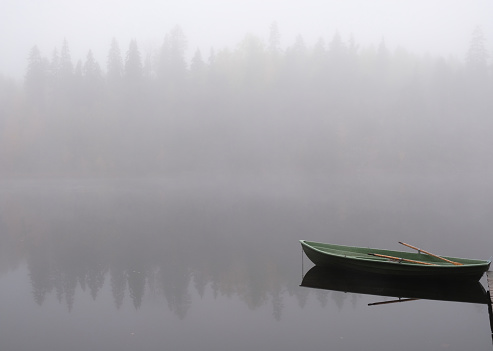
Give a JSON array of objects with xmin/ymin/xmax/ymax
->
[{"xmin": 1, "ymin": 174, "xmax": 492, "ymax": 351}]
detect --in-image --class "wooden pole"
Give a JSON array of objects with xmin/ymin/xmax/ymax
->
[
  {"xmin": 368, "ymin": 253, "xmax": 437, "ymax": 265},
  {"xmin": 399, "ymin": 241, "xmax": 463, "ymax": 266},
  {"xmin": 368, "ymin": 298, "xmax": 420, "ymax": 306}
]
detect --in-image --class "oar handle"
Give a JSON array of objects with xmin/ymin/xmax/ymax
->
[
  {"xmin": 399, "ymin": 242, "xmax": 463, "ymax": 266},
  {"xmin": 398, "ymin": 241, "xmax": 421, "ymax": 252}
]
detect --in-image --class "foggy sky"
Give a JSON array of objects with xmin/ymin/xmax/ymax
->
[{"xmin": 2, "ymin": 0, "xmax": 492, "ymax": 80}]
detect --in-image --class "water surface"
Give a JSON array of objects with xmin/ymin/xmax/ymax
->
[{"xmin": 1, "ymin": 174, "xmax": 492, "ymax": 350}]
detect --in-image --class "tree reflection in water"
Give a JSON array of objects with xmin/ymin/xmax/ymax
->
[
  {"xmin": 1, "ymin": 176, "xmax": 492, "ymax": 321},
  {"xmin": 0, "ymin": 179, "xmax": 316, "ymax": 318}
]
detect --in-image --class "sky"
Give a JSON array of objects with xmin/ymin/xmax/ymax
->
[{"xmin": 1, "ymin": 0, "xmax": 492, "ymax": 81}]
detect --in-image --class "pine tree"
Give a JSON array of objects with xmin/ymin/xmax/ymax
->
[
  {"xmin": 169, "ymin": 26, "xmax": 188, "ymax": 84},
  {"xmin": 124, "ymin": 39, "xmax": 142, "ymax": 83},
  {"xmin": 55, "ymin": 39, "xmax": 75, "ymax": 106},
  {"xmin": 59, "ymin": 39, "xmax": 74, "ymax": 81},
  {"xmin": 466, "ymin": 26, "xmax": 489, "ymax": 78},
  {"xmin": 107, "ymin": 38, "xmax": 123, "ymax": 87},
  {"xmin": 156, "ymin": 26, "xmax": 188, "ymax": 87},
  {"xmin": 25, "ymin": 46, "xmax": 47, "ymax": 107},
  {"xmin": 190, "ymin": 49, "xmax": 206, "ymax": 85},
  {"xmin": 84, "ymin": 51, "xmax": 103, "ymax": 82},
  {"xmin": 48, "ymin": 49, "xmax": 60, "ymax": 88},
  {"xmin": 83, "ymin": 50, "xmax": 104, "ymax": 104},
  {"xmin": 268, "ymin": 21, "xmax": 281, "ymax": 53}
]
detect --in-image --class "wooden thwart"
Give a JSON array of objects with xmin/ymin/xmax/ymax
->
[
  {"xmin": 399, "ymin": 241, "xmax": 463, "ymax": 266},
  {"xmin": 368, "ymin": 253, "xmax": 437, "ymax": 265}
]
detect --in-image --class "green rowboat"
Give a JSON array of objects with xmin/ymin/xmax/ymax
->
[{"xmin": 300, "ymin": 240, "xmax": 491, "ymax": 281}]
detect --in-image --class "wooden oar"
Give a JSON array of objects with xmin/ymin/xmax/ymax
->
[
  {"xmin": 368, "ymin": 253, "xmax": 437, "ymax": 265},
  {"xmin": 368, "ymin": 298, "xmax": 420, "ymax": 306},
  {"xmin": 398, "ymin": 241, "xmax": 463, "ymax": 266}
]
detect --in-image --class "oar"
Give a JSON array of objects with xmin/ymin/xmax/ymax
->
[
  {"xmin": 368, "ymin": 253, "xmax": 437, "ymax": 265},
  {"xmin": 398, "ymin": 241, "xmax": 463, "ymax": 266},
  {"xmin": 368, "ymin": 298, "xmax": 420, "ymax": 306}
]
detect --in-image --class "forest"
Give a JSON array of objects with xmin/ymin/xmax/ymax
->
[{"xmin": 0, "ymin": 25, "xmax": 492, "ymax": 177}]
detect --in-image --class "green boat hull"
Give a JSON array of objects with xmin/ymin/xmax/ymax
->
[{"xmin": 300, "ymin": 240, "xmax": 491, "ymax": 281}]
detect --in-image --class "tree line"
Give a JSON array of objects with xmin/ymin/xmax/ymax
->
[{"xmin": 0, "ymin": 25, "xmax": 492, "ymax": 176}]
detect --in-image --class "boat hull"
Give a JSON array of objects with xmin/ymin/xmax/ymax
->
[{"xmin": 300, "ymin": 240, "xmax": 491, "ymax": 281}]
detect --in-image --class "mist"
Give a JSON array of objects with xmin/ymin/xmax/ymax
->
[
  {"xmin": 2, "ymin": 0, "xmax": 493, "ymax": 79},
  {"xmin": 2, "ymin": 4, "xmax": 493, "ymax": 350},
  {"xmin": 1, "ymin": 24, "xmax": 492, "ymax": 178},
  {"xmin": 2, "ymin": 1, "xmax": 493, "ymax": 179}
]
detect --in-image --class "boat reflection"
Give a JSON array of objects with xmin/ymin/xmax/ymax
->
[
  {"xmin": 301, "ymin": 265, "xmax": 490, "ymax": 305},
  {"xmin": 302, "ymin": 265, "xmax": 493, "ymax": 346}
]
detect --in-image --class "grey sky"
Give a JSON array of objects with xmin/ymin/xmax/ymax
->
[{"xmin": 1, "ymin": 0, "xmax": 492, "ymax": 80}]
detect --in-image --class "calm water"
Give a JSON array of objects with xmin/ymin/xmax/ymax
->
[{"xmin": 1, "ymin": 174, "xmax": 493, "ymax": 351}]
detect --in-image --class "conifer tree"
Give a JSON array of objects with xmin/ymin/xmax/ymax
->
[
  {"xmin": 124, "ymin": 39, "xmax": 142, "ymax": 83},
  {"xmin": 107, "ymin": 38, "xmax": 123, "ymax": 88},
  {"xmin": 59, "ymin": 39, "xmax": 74, "ymax": 81},
  {"xmin": 83, "ymin": 50, "xmax": 104, "ymax": 104},
  {"xmin": 268, "ymin": 22, "xmax": 281, "ymax": 53},
  {"xmin": 157, "ymin": 26, "xmax": 188, "ymax": 87},
  {"xmin": 190, "ymin": 49, "xmax": 206, "ymax": 85},
  {"xmin": 25, "ymin": 46, "xmax": 47, "ymax": 107},
  {"xmin": 466, "ymin": 26, "xmax": 489, "ymax": 78}
]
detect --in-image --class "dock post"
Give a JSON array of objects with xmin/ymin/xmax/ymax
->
[{"xmin": 486, "ymin": 272, "xmax": 493, "ymax": 344}]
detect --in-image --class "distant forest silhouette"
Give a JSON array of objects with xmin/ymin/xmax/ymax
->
[{"xmin": 0, "ymin": 25, "xmax": 492, "ymax": 176}]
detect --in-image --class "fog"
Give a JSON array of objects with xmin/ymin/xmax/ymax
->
[
  {"xmin": 2, "ymin": 0, "xmax": 493, "ymax": 78},
  {"xmin": 1, "ymin": 21, "xmax": 492, "ymax": 177},
  {"xmin": 2, "ymin": 3, "xmax": 493, "ymax": 350},
  {"xmin": 2, "ymin": 1, "xmax": 493, "ymax": 178}
]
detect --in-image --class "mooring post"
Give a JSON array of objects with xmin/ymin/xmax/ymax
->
[
  {"xmin": 486, "ymin": 271, "xmax": 493, "ymax": 344},
  {"xmin": 301, "ymin": 245, "xmax": 304, "ymax": 278},
  {"xmin": 487, "ymin": 272, "xmax": 493, "ymax": 304}
]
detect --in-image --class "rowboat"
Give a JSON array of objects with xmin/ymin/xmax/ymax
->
[{"xmin": 300, "ymin": 240, "xmax": 491, "ymax": 281}]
